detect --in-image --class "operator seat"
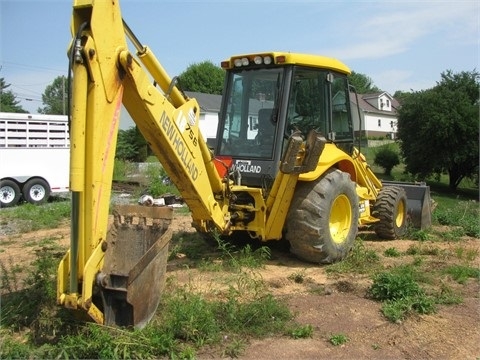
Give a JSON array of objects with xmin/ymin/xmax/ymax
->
[{"xmin": 255, "ymin": 108, "xmax": 276, "ymax": 153}]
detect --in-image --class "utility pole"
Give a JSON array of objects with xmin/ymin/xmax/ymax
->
[{"xmin": 62, "ymin": 76, "xmax": 66, "ymax": 115}]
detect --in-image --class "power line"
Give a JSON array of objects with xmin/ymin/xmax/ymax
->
[
  {"xmin": 15, "ymin": 95, "xmax": 42, "ymax": 102},
  {"xmin": 10, "ymin": 84, "xmax": 44, "ymax": 97},
  {"xmin": 0, "ymin": 61, "xmax": 66, "ymax": 75}
]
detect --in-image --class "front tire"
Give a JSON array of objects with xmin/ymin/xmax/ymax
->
[
  {"xmin": 0, "ymin": 179, "xmax": 21, "ymax": 207},
  {"xmin": 285, "ymin": 169, "xmax": 359, "ymax": 264},
  {"xmin": 372, "ymin": 186, "xmax": 407, "ymax": 239},
  {"xmin": 23, "ymin": 178, "xmax": 50, "ymax": 205}
]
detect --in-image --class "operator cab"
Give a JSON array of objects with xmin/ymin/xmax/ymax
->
[{"xmin": 215, "ymin": 53, "xmax": 354, "ymax": 189}]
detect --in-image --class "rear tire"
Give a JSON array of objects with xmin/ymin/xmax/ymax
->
[
  {"xmin": 372, "ymin": 186, "xmax": 407, "ymax": 239},
  {"xmin": 285, "ymin": 169, "xmax": 359, "ymax": 264},
  {"xmin": 0, "ymin": 179, "xmax": 21, "ymax": 207},
  {"xmin": 23, "ymin": 178, "xmax": 50, "ymax": 205}
]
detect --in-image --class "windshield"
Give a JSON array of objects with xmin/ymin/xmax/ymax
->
[{"xmin": 219, "ymin": 68, "xmax": 284, "ymax": 159}]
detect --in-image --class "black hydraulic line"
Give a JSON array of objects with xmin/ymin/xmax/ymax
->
[{"xmin": 67, "ymin": 21, "xmax": 88, "ymax": 295}]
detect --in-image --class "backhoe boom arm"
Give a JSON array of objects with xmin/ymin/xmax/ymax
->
[{"xmin": 58, "ymin": 0, "xmax": 226, "ymax": 325}]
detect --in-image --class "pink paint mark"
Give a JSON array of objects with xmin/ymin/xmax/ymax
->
[
  {"xmin": 102, "ymin": 89, "xmax": 124, "ymax": 174},
  {"xmin": 95, "ymin": 89, "xmax": 124, "ymax": 235}
]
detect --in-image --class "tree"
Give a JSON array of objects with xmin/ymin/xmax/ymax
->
[
  {"xmin": 393, "ymin": 90, "xmax": 410, "ymax": 102},
  {"xmin": 38, "ymin": 75, "xmax": 68, "ymax": 115},
  {"xmin": 397, "ymin": 70, "xmax": 479, "ymax": 189},
  {"xmin": 0, "ymin": 77, "xmax": 26, "ymax": 113},
  {"xmin": 348, "ymin": 71, "xmax": 381, "ymax": 94},
  {"xmin": 178, "ymin": 61, "xmax": 224, "ymax": 95},
  {"xmin": 116, "ymin": 126, "xmax": 149, "ymax": 162},
  {"xmin": 374, "ymin": 146, "xmax": 400, "ymax": 176}
]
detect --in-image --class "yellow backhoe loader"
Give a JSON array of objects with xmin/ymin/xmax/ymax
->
[{"xmin": 57, "ymin": 0, "xmax": 431, "ymax": 328}]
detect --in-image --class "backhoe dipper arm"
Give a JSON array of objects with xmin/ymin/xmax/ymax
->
[{"xmin": 57, "ymin": 0, "xmax": 226, "ymax": 325}]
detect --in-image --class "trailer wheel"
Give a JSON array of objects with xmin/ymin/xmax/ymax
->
[
  {"xmin": 23, "ymin": 178, "xmax": 51, "ymax": 205},
  {"xmin": 0, "ymin": 180, "xmax": 22, "ymax": 208},
  {"xmin": 372, "ymin": 186, "xmax": 407, "ymax": 239},
  {"xmin": 285, "ymin": 169, "xmax": 359, "ymax": 264}
]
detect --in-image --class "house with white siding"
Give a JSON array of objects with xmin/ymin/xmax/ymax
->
[
  {"xmin": 350, "ymin": 92, "xmax": 400, "ymax": 139},
  {"xmin": 185, "ymin": 91, "xmax": 222, "ymax": 147}
]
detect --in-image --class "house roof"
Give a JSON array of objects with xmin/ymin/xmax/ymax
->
[
  {"xmin": 185, "ymin": 91, "xmax": 222, "ymax": 112},
  {"xmin": 349, "ymin": 92, "xmax": 400, "ymax": 115}
]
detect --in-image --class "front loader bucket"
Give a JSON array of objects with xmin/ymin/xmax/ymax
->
[
  {"xmin": 383, "ymin": 181, "xmax": 432, "ymax": 229},
  {"xmin": 99, "ymin": 205, "xmax": 173, "ymax": 328}
]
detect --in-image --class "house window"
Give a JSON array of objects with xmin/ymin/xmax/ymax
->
[
  {"xmin": 378, "ymin": 119, "xmax": 381, "ymax": 127},
  {"xmin": 386, "ymin": 99, "xmax": 390, "ymax": 107}
]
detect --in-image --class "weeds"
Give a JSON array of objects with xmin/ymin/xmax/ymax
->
[
  {"xmin": 329, "ymin": 333, "xmax": 349, "ymax": 346},
  {"xmin": 384, "ymin": 247, "xmax": 401, "ymax": 257},
  {"xmin": 433, "ymin": 200, "xmax": 480, "ymax": 238},
  {"xmin": 1, "ymin": 258, "xmax": 20, "ymax": 293},
  {"xmin": 434, "ymin": 284, "xmax": 463, "ymax": 305},
  {"xmin": 454, "ymin": 246, "xmax": 479, "ymax": 262},
  {"xmin": 326, "ymin": 238, "xmax": 381, "ymax": 275},
  {"xmin": 222, "ymin": 337, "xmax": 246, "ymax": 358},
  {"xmin": 442, "ymin": 265, "xmax": 480, "ymax": 284},
  {"xmin": 369, "ymin": 266, "xmax": 440, "ymax": 322},
  {"xmin": 168, "ymin": 231, "xmax": 214, "ymax": 261},
  {"xmin": 408, "ymin": 228, "xmax": 431, "ymax": 241},
  {"xmin": 112, "ymin": 159, "xmax": 137, "ymax": 181},
  {"xmin": 405, "ymin": 244, "xmax": 443, "ymax": 257},
  {"xmin": 289, "ymin": 324, "xmax": 313, "ymax": 339},
  {"xmin": 1, "ymin": 238, "xmax": 294, "ymax": 359},
  {"xmin": 214, "ymin": 235, "xmax": 271, "ymax": 271},
  {"xmin": 144, "ymin": 163, "xmax": 179, "ymax": 198},
  {"xmin": 1, "ymin": 248, "xmax": 61, "ymax": 330},
  {"xmin": 370, "ymin": 267, "xmax": 424, "ymax": 302},
  {"xmin": 288, "ymin": 269, "xmax": 307, "ymax": 284}
]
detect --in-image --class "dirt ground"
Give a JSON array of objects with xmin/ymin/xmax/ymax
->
[{"xmin": 1, "ymin": 211, "xmax": 479, "ymax": 360}]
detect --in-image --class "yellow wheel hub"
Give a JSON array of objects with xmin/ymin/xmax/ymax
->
[
  {"xmin": 329, "ymin": 194, "xmax": 352, "ymax": 244},
  {"xmin": 395, "ymin": 199, "xmax": 405, "ymax": 228}
]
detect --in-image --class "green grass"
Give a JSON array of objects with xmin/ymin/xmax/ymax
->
[
  {"xmin": 112, "ymin": 159, "xmax": 137, "ymax": 181},
  {"xmin": 0, "ymin": 201, "xmax": 71, "ymax": 233},
  {"xmin": 432, "ymin": 199, "xmax": 479, "ymax": 238}
]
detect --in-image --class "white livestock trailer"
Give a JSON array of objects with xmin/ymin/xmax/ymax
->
[{"xmin": 0, "ymin": 112, "xmax": 70, "ymax": 207}]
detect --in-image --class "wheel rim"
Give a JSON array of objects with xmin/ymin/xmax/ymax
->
[
  {"xmin": 1, "ymin": 186, "xmax": 15, "ymax": 203},
  {"xmin": 29, "ymin": 185, "xmax": 46, "ymax": 201},
  {"xmin": 395, "ymin": 198, "xmax": 406, "ymax": 228},
  {"xmin": 329, "ymin": 194, "xmax": 352, "ymax": 244}
]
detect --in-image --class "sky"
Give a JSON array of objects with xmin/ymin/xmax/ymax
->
[{"xmin": 0, "ymin": 0, "xmax": 478, "ymax": 128}]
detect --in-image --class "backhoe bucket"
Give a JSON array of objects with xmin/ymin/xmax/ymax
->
[
  {"xmin": 99, "ymin": 205, "xmax": 173, "ymax": 328},
  {"xmin": 383, "ymin": 181, "xmax": 432, "ymax": 229}
]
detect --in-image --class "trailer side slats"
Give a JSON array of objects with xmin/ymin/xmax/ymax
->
[{"xmin": 0, "ymin": 117, "xmax": 69, "ymax": 148}]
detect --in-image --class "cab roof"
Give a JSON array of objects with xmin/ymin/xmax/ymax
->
[{"xmin": 223, "ymin": 52, "xmax": 351, "ymax": 75}]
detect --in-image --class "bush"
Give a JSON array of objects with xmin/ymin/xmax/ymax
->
[{"xmin": 374, "ymin": 146, "xmax": 400, "ymax": 175}]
